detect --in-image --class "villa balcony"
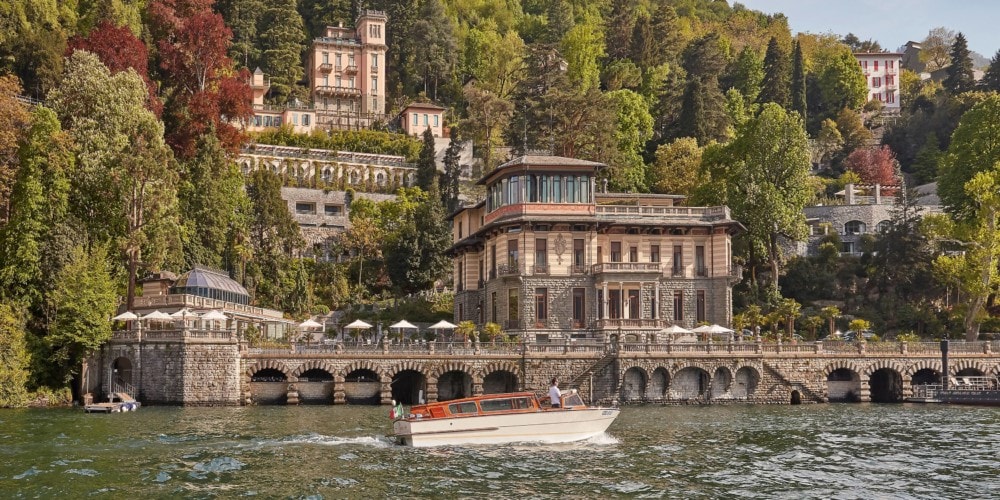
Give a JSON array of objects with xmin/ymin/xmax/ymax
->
[
  {"xmin": 314, "ymin": 85, "xmax": 362, "ymax": 97},
  {"xmin": 496, "ymin": 262, "xmax": 522, "ymax": 277},
  {"xmin": 571, "ymin": 265, "xmax": 588, "ymax": 275},
  {"xmin": 319, "ymin": 63, "xmax": 333, "ymax": 73},
  {"xmin": 695, "ymin": 266, "xmax": 708, "ymax": 277},
  {"xmin": 592, "ymin": 262, "xmax": 661, "ymax": 274},
  {"xmin": 533, "ymin": 264, "xmax": 549, "ymax": 275},
  {"xmin": 343, "ymin": 64, "xmax": 358, "ymax": 74},
  {"xmin": 597, "ymin": 318, "xmax": 666, "ymax": 329},
  {"xmin": 371, "ymin": 65, "xmax": 379, "ymax": 74}
]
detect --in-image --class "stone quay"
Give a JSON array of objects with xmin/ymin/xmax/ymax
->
[{"xmin": 84, "ymin": 330, "xmax": 1000, "ymax": 407}]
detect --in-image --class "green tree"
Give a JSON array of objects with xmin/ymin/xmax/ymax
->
[
  {"xmin": 820, "ymin": 306, "xmax": 841, "ymax": 337},
  {"xmin": 932, "ymin": 171, "xmax": 1000, "ymax": 341},
  {"xmin": 728, "ymin": 46, "xmax": 764, "ymax": 108},
  {"xmin": 259, "ymin": 0, "xmax": 306, "ymax": 103},
  {"xmin": 790, "ymin": 40, "xmax": 806, "ymax": 120},
  {"xmin": 606, "ymin": 89, "xmax": 652, "ymax": 192},
  {"xmin": 943, "ymin": 32, "xmax": 975, "ymax": 95},
  {"xmin": 296, "ymin": 0, "xmax": 352, "ymax": 40},
  {"xmin": 217, "ymin": 0, "xmax": 265, "ymax": 68},
  {"xmin": 48, "ymin": 51, "xmax": 181, "ymax": 309},
  {"xmin": 818, "ymin": 48, "xmax": 868, "ymax": 115},
  {"xmin": 178, "ymin": 130, "xmax": 249, "ymax": 270},
  {"xmin": 244, "ymin": 169, "xmax": 304, "ymax": 307},
  {"xmin": 0, "ymin": 107, "xmax": 72, "ymax": 307},
  {"xmin": 648, "ymin": 137, "xmax": 702, "ymax": 196},
  {"xmin": 938, "ymin": 95, "xmax": 1000, "ymax": 220},
  {"xmin": 416, "ymin": 127, "xmax": 438, "ymax": 191},
  {"xmin": 814, "ymin": 118, "xmax": 844, "ymax": 170},
  {"xmin": 979, "ymin": 49, "xmax": 1000, "ymax": 92},
  {"xmin": 46, "ymin": 244, "xmax": 117, "ymax": 387},
  {"xmin": 759, "ymin": 37, "xmax": 789, "ymax": 108},
  {"xmin": 605, "ymin": 0, "xmax": 635, "ymax": 61},
  {"xmin": 464, "ymin": 23, "xmax": 525, "ymax": 100},
  {"xmin": 708, "ymin": 104, "xmax": 812, "ymax": 297},
  {"xmin": 0, "ymin": 301, "xmax": 30, "ymax": 407},
  {"xmin": 678, "ymin": 33, "xmax": 729, "ymax": 145},
  {"xmin": 441, "ymin": 126, "xmax": 463, "ymax": 213},
  {"xmin": 560, "ymin": 14, "xmax": 605, "ymax": 93},
  {"xmin": 412, "ymin": 0, "xmax": 457, "ymax": 99},
  {"xmin": 543, "ymin": 0, "xmax": 574, "ymax": 44},
  {"xmin": 462, "ymin": 84, "xmax": 513, "ymax": 173},
  {"xmin": 0, "ymin": 75, "xmax": 32, "ymax": 224}
]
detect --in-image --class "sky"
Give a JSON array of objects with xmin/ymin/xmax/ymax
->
[{"xmin": 744, "ymin": 0, "xmax": 1000, "ymax": 57}]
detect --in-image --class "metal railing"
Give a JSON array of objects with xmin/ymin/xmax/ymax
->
[
  {"xmin": 533, "ymin": 264, "xmax": 549, "ymax": 275},
  {"xmin": 592, "ymin": 262, "xmax": 661, "ymax": 273},
  {"xmin": 595, "ymin": 205, "xmax": 730, "ymax": 220}
]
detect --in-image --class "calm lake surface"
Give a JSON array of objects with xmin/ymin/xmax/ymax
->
[{"xmin": 1, "ymin": 404, "xmax": 998, "ymax": 498}]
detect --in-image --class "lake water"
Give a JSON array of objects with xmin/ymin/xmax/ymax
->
[{"xmin": 1, "ymin": 404, "xmax": 998, "ymax": 498}]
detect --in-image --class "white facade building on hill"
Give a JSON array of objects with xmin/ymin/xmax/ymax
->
[{"xmin": 854, "ymin": 52, "xmax": 903, "ymax": 113}]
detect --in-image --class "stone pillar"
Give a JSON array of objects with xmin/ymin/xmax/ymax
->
[
  {"xmin": 381, "ymin": 377, "xmax": 393, "ymax": 405},
  {"xmin": 601, "ymin": 282, "xmax": 608, "ymax": 319},
  {"xmin": 426, "ymin": 377, "xmax": 439, "ymax": 402},
  {"xmin": 286, "ymin": 383, "xmax": 300, "ymax": 405},
  {"xmin": 653, "ymin": 281, "xmax": 660, "ymax": 320},
  {"xmin": 333, "ymin": 377, "xmax": 346, "ymax": 404}
]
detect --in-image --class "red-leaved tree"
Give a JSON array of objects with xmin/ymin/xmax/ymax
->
[
  {"xmin": 844, "ymin": 145, "xmax": 900, "ymax": 188},
  {"xmin": 67, "ymin": 21, "xmax": 163, "ymax": 116},
  {"xmin": 149, "ymin": 0, "xmax": 251, "ymax": 159}
]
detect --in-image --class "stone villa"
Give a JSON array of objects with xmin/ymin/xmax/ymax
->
[{"xmin": 449, "ymin": 155, "xmax": 744, "ymax": 342}]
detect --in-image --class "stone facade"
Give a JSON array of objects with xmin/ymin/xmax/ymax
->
[
  {"xmin": 449, "ymin": 155, "xmax": 742, "ymax": 341},
  {"xmin": 89, "ymin": 332, "xmax": 1000, "ymax": 407}
]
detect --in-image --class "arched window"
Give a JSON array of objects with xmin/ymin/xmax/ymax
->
[
  {"xmin": 376, "ymin": 172, "xmax": 385, "ymax": 185},
  {"xmin": 844, "ymin": 220, "xmax": 866, "ymax": 235},
  {"xmin": 876, "ymin": 220, "xmax": 891, "ymax": 233},
  {"xmin": 322, "ymin": 168, "xmax": 332, "ymax": 182}
]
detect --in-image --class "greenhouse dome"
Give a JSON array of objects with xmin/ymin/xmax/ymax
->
[{"xmin": 170, "ymin": 266, "xmax": 250, "ymax": 305}]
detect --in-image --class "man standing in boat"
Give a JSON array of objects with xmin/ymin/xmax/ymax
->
[{"xmin": 549, "ymin": 378, "xmax": 562, "ymax": 408}]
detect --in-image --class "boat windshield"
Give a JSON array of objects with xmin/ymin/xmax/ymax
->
[
  {"xmin": 448, "ymin": 402, "xmax": 478, "ymax": 414},
  {"xmin": 563, "ymin": 393, "xmax": 585, "ymax": 408},
  {"xmin": 480, "ymin": 397, "xmax": 533, "ymax": 412}
]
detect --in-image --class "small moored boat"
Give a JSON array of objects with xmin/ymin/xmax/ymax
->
[{"xmin": 392, "ymin": 390, "xmax": 620, "ymax": 447}]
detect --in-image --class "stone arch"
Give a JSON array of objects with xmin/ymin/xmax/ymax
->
[
  {"xmin": 862, "ymin": 360, "xmax": 907, "ymax": 378},
  {"xmin": 732, "ymin": 365, "xmax": 760, "ymax": 399},
  {"xmin": 621, "ymin": 366, "xmax": 648, "ymax": 402},
  {"xmin": 388, "ymin": 360, "xmax": 431, "ymax": 379},
  {"xmin": 430, "ymin": 362, "xmax": 475, "ymax": 380},
  {"xmin": 669, "ymin": 361, "xmax": 712, "ymax": 380},
  {"xmin": 825, "ymin": 363, "xmax": 862, "ymax": 402},
  {"xmin": 478, "ymin": 361, "xmax": 521, "ymax": 394},
  {"xmin": 711, "ymin": 366, "xmax": 733, "ymax": 400},
  {"xmin": 950, "ymin": 359, "xmax": 988, "ymax": 377},
  {"xmin": 647, "ymin": 366, "xmax": 670, "ymax": 401},
  {"xmin": 865, "ymin": 362, "xmax": 904, "ymax": 403},
  {"xmin": 904, "ymin": 360, "xmax": 942, "ymax": 379},
  {"xmin": 245, "ymin": 360, "xmax": 293, "ymax": 381},
  {"xmin": 670, "ymin": 366, "xmax": 711, "ymax": 400},
  {"xmin": 291, "ymin": 360, "xmax": 337, "ymax": 379},
  {"xmin": 341, "ymin": 360, "xmax": 389, "ymax": 381}
]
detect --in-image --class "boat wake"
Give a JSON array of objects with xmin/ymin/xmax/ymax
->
[{"xmin": 260, "ymin": 433, "xmax": 394, "ymax": 448}]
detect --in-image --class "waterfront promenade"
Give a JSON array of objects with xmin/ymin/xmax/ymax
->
[{"xmin": 94, "ymin": 329, "xmax": 1000, "ymax": 407}]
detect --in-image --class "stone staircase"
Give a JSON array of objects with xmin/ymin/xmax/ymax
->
[
  {"xmin": 570, "ymin": 351, "xmax": 619, "ymax": 404},
  {"xmin": 761, "ymin": 362, "xmax": 826, "ymax": 403}
]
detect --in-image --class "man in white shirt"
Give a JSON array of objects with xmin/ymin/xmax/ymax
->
[{"xmin": 549, "ymin": 377, "xmax": 562, "ymax": 408}]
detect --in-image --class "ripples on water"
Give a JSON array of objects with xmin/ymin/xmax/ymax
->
[{"xmin": 0, "ymin": 404, "xmax": 998, "ymax": 498}]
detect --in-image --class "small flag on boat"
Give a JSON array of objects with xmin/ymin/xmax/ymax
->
[{"xmin": 390, "ymin": 400, "xmax": 403, "ymax": 420}]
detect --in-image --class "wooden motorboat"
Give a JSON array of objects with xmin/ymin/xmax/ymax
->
[{"xmin": 392, "ymin": 390, "xmax": 620, "ymax": 447}]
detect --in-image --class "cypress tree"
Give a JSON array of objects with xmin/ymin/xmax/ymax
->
[
  {"xmin": 943, "ymin": 32, "xmax": 975, "ymax": 94},
  {"xmin": 441, "ymin": 126, "xmax": 463, "ymax": 213},
  {"xmin": 979, "ymin": 49, "xmax": 1000, "ymax": 92},
  {"xmin": 759, "ymin": 37, "xmax": 790, "ymax": 108},
  {"xmin": 416, "ymin": 127, "xmax": 438, "ymax": 191},
  {"xmin": 790, "ymin": 40, "xmax": 807, "ymax": 120}
]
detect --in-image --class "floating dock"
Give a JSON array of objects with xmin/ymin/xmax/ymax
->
[{"xmin": 84, "ymin": 393, "xmax": 140, "ymax": 413}]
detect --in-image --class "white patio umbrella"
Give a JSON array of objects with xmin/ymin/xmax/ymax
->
[
  {"xmin": 389, "ymin": 320, "xmax": 418, "ymax": 330},
  {"xmin": 140, "ymin": 310, "xmax": 172, "ymax": 321},
  {"xmin": 299, "ymin": 318, "xmax": 323, "ymax": 328},
  {"xmin": 663, "ymin": 324, "xmax": 693, "ymax": 335},
  {"xmin": 344, "ymin": 319, "xmax": 373, "ymax": 329},
  {"xmin": 112, "ymin": 311, "xmax": 138, "ymax": 321},
  {"xmin": 427, "ymin": 320, "xmax": 457, "ymax": 330},
  {"xmin": 201, "ymin": 310, "xmax": 229, "ymax": 321},
  {"xmin": 170, "ymin": 308, "xmax": 200, "ymax": 320}
]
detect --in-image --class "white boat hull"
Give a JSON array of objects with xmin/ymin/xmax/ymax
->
[{"xmin": 393, "ymin": 407, "xmax": 620, "ymax": 447}]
